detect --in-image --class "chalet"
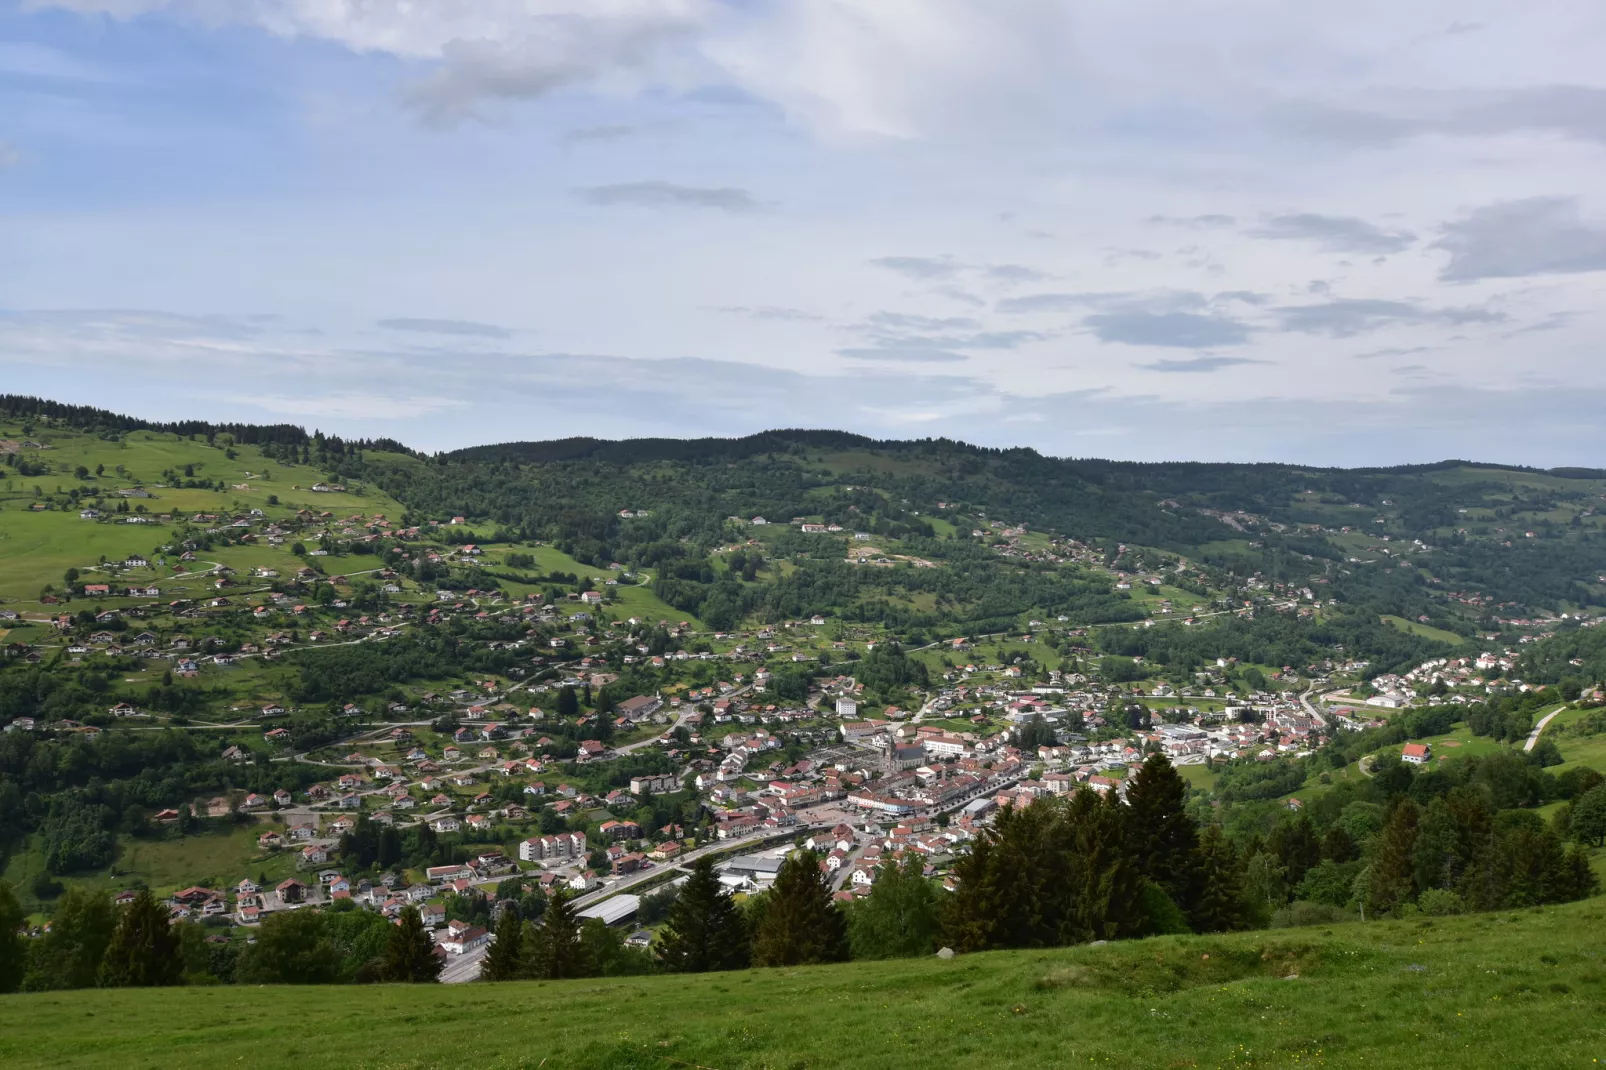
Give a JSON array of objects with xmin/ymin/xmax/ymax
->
[{"xmin": 1401, "ymin": 742, "xmax": 1432, "ymax": 765}]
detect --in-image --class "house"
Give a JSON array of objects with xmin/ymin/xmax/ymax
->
[
  {"xmin": 1401, "ymin": 742, "xmax": 1432, "ymax": 765},
  {"xmin": 440, "ymin": 925, "xmax": 490, "ymax": 954},
  {"xmin": 618, "ymin": 695, "xmax": 662, "ymax": 721}
]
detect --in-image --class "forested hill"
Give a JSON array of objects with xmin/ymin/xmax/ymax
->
[
  {"xmin": 343, "ymin": 429, "xmax": 1606, "ymax": 619},
  {"xmin": 14, "ymin": 398, "xmax": 1606, "ymax": 618}
]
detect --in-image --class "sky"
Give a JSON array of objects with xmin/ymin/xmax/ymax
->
[{"xmin": 3, "ymin": 2, "xmax": 1606, "ymax": 466}]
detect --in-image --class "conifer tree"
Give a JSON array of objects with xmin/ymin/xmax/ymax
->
[
  {"xmin": 941, "ymin": 802, "xmax": 1053, "ymax": 951},
  {"xmin": 1058, "ymin": 789, "xmax": 1148, "ymax": 942},
  {"xmin": 752, "ymin": 849, "xmax": 849, "ymax": 967},
  {"xmin": 1266, "ymin": 813, "xmax": 1321, "ymax": 888},
  {"xmin": 525, "ymin": 889, "xmax": 588, "ymax": 979},
  {"xmin": 1123, "ymin": 754, "xmax": 1200, "ymax": 911},
  {"xmin": 1554, "ymin": 843, "xmax": 1601, "ymax": 901},
  {"xmin": 1366, "ymin": 798, "xmax": 1420, "ymax": 915},
  {"xmin": 380, "ymin": 906, "xmax": 443, "ymax": 983},
  {"xmin": 481, "ymin": 904, "xmax": 524, "ymax": 982},
  {"xmin": 657, "ymin": 856, "xmax": 750, "ymax": 973},
  {"xmin": 1190, "ymin": 825, "xmax": 1249, "ymax": 933},
  {"xmin": 98, "ymin": 889, "xmax": 182, "ymax": 987},
  {"xmin": 939, "ymin": 824, "xmax": 1001, "ymax": 953},
  {"xmin": 1411, "ymin": 797, "xmax": 1466, "ymax": 892},
  {"xmin": 1320, "ymin": 824, "xmax": 1358, "ymax": 863},
  {"xmin": 0, "ymin": 880, "xmax": 26, "ymax": 995}
]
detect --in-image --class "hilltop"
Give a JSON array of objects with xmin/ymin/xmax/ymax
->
[{"xmin": 3, "ymin": 898, "xmax": 1604, "ymax": 1069}]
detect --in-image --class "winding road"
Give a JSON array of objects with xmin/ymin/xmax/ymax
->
[{"xmin": 1524, "ymin": 705, "xmax": 1567, "ymax": 754}]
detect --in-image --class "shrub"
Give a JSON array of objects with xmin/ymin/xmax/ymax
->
[{"xmin": 1417, "ymin": 888, "xmax": 1465, "ymax": 917}]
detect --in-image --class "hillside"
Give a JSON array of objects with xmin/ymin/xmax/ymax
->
[{"xmin": 4, "ymin": 899, "xmax": 1604, "ymax": 1069}]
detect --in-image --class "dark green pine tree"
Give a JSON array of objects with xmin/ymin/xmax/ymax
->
[
  {"xmin": 381, "ymin": 906, "xmax": 443, "ymax": 983},
  {"xmin": 0, "ymin": 881, "xmax": 30, "ymax": 994},
  {"xmin": 1058, "ymin": 788, "xmax": 1148, "ymax": 943},
  {"xmin": 98, "ymin": 889, "xmax": 183, "ymax": 987},
  {"xmin": 1366, "ymin": 798, "xmax": 1420, "ymax": 915},
  {"xmin": 752, "ymin": 849, "xmax": 849, "ymax": 967},
  {"xmin": 939, "ymin": 822, "xmax": 1002, "ymax": 953},
  {"xmin": 481, "ymin": 904, "xmax": 524, "ymax": 982},
  {"xmin": 1266, "ymin": 813, "xmax": 1322, "ymax": 888},
  {"xmin": 1411, "ymin": 798, "xmax": 1465, "ymax": 892},
  {"xmin": 1552, "ymin": 843, "xmax": 1601, "ymax": 902},
  {"xmin": 1189, "ymin": 825, "xmax": 1249, "ymax": 933},
  {"xmin": 1122, "ymin": 753, "xmax": 1201, "ymax": 911},
  {"xmin": 524, "ymin": 890, "xmax": 589, "ymax": 980},
  {"xmin": 1320, "ymin": 824, "xmax": 1358, "ymax": 863},
  {"xmin": 657, "ymin": 856, "xmax": 750, "ymax": 973}
]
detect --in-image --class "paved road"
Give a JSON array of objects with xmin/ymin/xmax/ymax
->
[
  {"xmin": 1524, "ymin": 705, "xmax": 1567, "ymax": 753},
  {"xmin": 439, "ymin": 943, "xmax": 487, "ymax": 983}
]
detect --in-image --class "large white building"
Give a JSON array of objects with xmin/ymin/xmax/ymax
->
[{"xmin": 518, "ymin": 830, "xmax": 587, "ymax": 862}]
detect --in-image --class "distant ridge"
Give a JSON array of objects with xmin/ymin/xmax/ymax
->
[{"xmin": 5, "ymin": 393, "xmax": 1604, "ymax": 478}]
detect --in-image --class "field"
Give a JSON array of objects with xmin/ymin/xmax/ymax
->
[
  {"xmin": 1380, "ymin": 615, "xmax": 1465, "ymax": 646},
  {"xmin": 0, "ymin": 425, "xmax": 408, "ymax": 602},
  {"xmin": 2, "ymin": 824, "xmax": 301, "ymax": 913},
  {"xmin": 5, "ymin": 899, "xmax": 1606, "ymax": 1069}
]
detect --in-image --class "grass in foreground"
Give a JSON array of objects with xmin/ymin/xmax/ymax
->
[{"xmin": 4, "ymin": 899, "xmax": 1606, "ymax": 1069}]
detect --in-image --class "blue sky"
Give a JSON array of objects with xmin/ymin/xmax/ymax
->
[{"xmin": 3, "ymin": 1, "xmax": 1606, "ymax": 465}]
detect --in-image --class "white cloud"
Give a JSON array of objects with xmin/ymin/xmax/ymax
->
[{"xmin": 14, "ymin": 2, "xmax": 1606, "ymax": 462}]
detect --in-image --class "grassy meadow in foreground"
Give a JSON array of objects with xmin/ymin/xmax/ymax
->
[{"xmin": 4, "ymin": 899, "xmax": 1606, "ymax": 1070}]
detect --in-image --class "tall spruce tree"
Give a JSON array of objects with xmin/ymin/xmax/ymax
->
[
  {"xmin": 380, "ymin": 906, "xmax": 443, "ymax": 983},
  {"xmin": 941, "ymin": 803, "xmax": 1053, "ymax": 952},
  {"xmin": 752, "ymin": 849, "xmax": 849, "ymax": 967},
  {"xmin": 524, "ymin": 889, "xmax": 588, "ymax": 979},
  {"xmin": 1190, "ymin": 825, "xmax": 1249, "ymax": 933},
  {"xmin": 98, "ymin": 889, "xmax": 182, "ymax": 987},
  {"xmin": 657, "ymin": 856, "xmax": 750, "ymax": 973},
  {"xmin": 481, "ymin": 904, "xmax": 524, "ymax": 982},
  {"xmin": 1123, "ymin": 754, "xmax": 1200, "ymax": 912},
  {"xmin": 1058, "ymin": 789, "xmax": 1148, "ymax": 943},
  {"xmin": 1366, "ymin": 798, "xmax": 1420, "ymax": 915},
  {"xmin": 1266, "ymin": 813, "xmax": 1321, "ymax": 889},
  {"xmin": 940, "ymin": 822, "xmax": 1002, "ymax": 952},
  {"xmin": 0, "ymin": 880, "xmax": 26, "ymax": 995}
]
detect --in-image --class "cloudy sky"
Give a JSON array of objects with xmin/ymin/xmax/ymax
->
[{"xmin": 3, "ymin": 2, "xmax": 1606, "ymax": 465}]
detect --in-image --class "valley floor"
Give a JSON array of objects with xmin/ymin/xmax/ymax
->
[{"xmin": 4, "ymin": 899, "xmax": 1605, "ymax": 1069}]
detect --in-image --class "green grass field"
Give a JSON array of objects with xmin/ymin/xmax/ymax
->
[
  {"xmin": 4, "ymin": 899, "xmax": 1605, "ymax": 1069},
  {"xmin": 0, "ymin": 425, "xmax": 409, "ymax": 602},
  {"xmin": 1380, "ymin": 616, "xmax": 1465, "ymax": 646},
  {"xmin": 2, "ymin": 824, "xmax": 305, "ymax": 918}
]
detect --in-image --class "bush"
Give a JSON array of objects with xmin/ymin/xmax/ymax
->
[
  {"xmin": 1270, "ymin": 901, "xmax": 1353, "ymax": 929},
  {"xmin": 1417, "ymin": 888, "xmax": 1465, "ymax": 916}
]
